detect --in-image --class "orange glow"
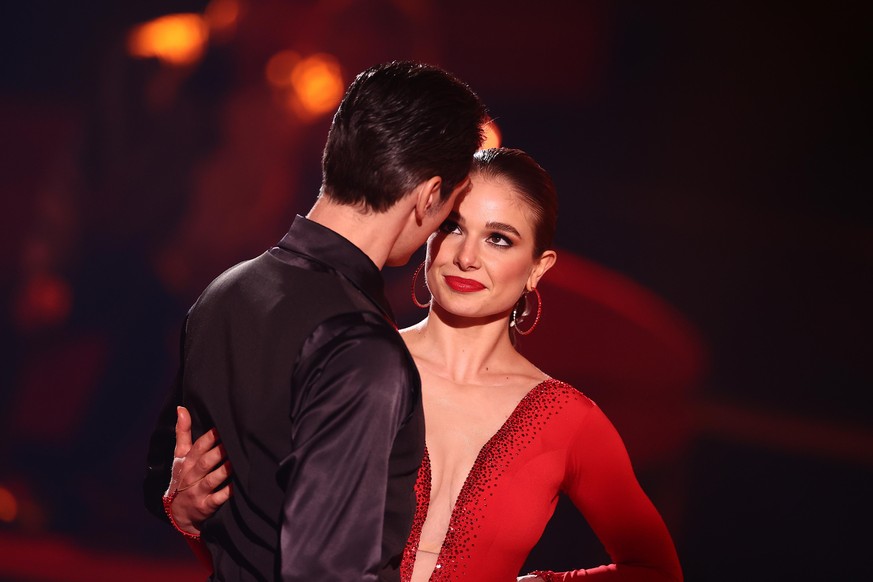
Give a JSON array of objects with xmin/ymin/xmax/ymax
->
[
  {"xmin": 265, "ymin": 50, "xmax": 301, "ymax": 88},
  {"xmin": 482, "ymin": 118, "xmax": 502, "ymax": 149},
  {"xmin": 289, "ymin": 54, "xmax": 345, "ymax": 119},
  {"xmin": 127, "ymin": 14, "xmax": 209, "ymax": 66},
  {"xmin": 205, "ymin": 0, "xmax": 241, "ymax": 35},
  {"xmin": 0, "ymin": 487, "xmax": 17, "ymax": 523}
]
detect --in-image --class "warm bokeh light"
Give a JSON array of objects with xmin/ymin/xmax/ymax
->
[
  {"xmin": 288, "ymin": 54, "xmax": 345, "ymax": 119},
  {"xmin": 13, "ymin": 273, "xmax": 72, "ymax": 332},
  {"xmin": 265, "ymin": 50, "xmax": 301, "ymax": 88},
  {"xmin": 482, "ymin": 118, "xmax": 502, "ymax": 149},
  {"xmin": 0, "ymin": 487, "xmax": 17, "ymax": 523},
  {"xmin": 127, "ymin": 14, "xmax": 209, "ymax": 66},
  {"xmin": 205, "ymin": 0, "xmax": 241, "ymax": 36}
]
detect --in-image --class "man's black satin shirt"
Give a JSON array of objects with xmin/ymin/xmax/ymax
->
[{"xmin": 144, "ymin": 216, "xmax": 425, "ymax": 581}]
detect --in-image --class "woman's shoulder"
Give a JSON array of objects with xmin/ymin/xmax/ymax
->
[
  {"xmin": 530, "ymin": 377, "xmax": 597, "ymax": 412},
  {"xmin": 516, "ymin": 378, "xmax": 603, "ymax": 446}
]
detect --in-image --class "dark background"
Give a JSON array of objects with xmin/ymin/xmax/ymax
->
[{"xmin": 1, "ymin": 1, "xmax": 870, "ymax": 580}]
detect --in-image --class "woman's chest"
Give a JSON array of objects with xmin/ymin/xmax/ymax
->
[{"xmin": 414, "ymin": 427, "xmax": 567, "ymax": 580}]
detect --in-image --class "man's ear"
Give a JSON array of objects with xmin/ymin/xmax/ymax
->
[{"xmin": 413, "ymin": 177, "xmax": 443, "ymax": 224}]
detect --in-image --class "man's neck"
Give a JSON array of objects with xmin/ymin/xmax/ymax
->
[{"xmin": 305, "ymin": 196, "xmax": 406, "ymax": 270}]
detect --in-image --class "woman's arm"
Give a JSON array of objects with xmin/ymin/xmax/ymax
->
[{"xmin": 530, "ymin": 404, "xmax": 682, "ymax": 581}]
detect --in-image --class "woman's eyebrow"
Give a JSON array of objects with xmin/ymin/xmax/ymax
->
[{"xmin": 485, "ymin": 221, "xmax": 521, "ymax": 237}]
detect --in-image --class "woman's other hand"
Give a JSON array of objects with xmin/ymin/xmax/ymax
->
[{"xmin": 164, "ymin": 406, "xmax": 232, "ymax": 536}]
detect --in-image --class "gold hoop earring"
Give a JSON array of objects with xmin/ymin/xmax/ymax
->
[
  {"xmin": 411, "ymin": 261, "xmax": 431, "ymax": 308},
  {"xmin": 511, "ymin": 288, "xmax": 542, "ymax": 336}
]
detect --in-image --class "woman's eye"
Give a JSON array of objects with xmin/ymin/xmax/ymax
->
[
  {"xmin": 439, "ymin": 220, "xmax": 461, "ymax": 234},
  {"xmin": 487, "ymin": 233, "xmax": 511, "ymax": 247}
]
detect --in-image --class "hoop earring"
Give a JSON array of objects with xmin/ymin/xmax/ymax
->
[
  {"xmin": 411, "ymin": 261, "xmax": 431, "ymax": 308},
  {"xmin": 511, "ymin": 288, "xmax": 542, "ymax": 336}
]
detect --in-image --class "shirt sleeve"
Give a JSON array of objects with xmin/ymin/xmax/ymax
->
[
  {"xmin": 277, "ymin": 311, "xmax": 419, "ymax": 582},
  {"xmin": 532, "ymin": 402, "xmax": 683, "ymax": 582}
]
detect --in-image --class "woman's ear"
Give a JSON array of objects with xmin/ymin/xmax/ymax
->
[{"xmin": 527, "ymin": 250, "xmax": 557, "ymax": 290}]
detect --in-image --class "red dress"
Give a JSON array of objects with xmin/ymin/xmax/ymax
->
[{"xmin": 400, "ymin": 379, "xmax": 681, "ymax": 582}]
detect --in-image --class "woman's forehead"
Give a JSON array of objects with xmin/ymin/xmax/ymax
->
[{"xmin": 456, "ymin": 176, "xmax": 534, "ymax": 225}]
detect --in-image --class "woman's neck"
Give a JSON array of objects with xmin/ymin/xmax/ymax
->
[{"xmin": 402, "ymin": 307, "xmax": 522, "ymax": 385}]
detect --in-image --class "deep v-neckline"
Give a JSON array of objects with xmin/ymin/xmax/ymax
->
[{"xmin": 412, "ymin": 378, "xmax": 552, "ymax": 581}]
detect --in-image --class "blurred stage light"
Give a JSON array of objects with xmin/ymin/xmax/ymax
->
[
  {"xmin": 0, "ymin": 487, "xmax": 17, "ymax": 523},
  {"xmin": 289, "ymin": 54, "xmax": 345, "ymax": 119},
  {"xmin": 268, "ymin": 53, "xmax": 344, "ymax": 122},
  {"xmin": 13, "ymin": 273, "xmax": 72, "ymax": 332},
  {"xmin": 265, "ymin": 50, "xmax": 301, "ymax": 88},
  {"xmin": 127, "ymin": 14, "xmax": 209, "ymax": 66},
  {"xmin": 482, "ymin": 118, "xmax": 502, "ymax": 149},
  {"xmin": 205, "ymin": 0, "xmax": 241, "ymax": 36}
]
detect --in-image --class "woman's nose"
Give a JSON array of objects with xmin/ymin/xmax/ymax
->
[{"xmin": 454, "ymin": 239, "xmax": 480, "ymax": 270}]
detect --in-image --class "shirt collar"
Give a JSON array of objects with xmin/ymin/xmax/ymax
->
[{"xmin": 275, "ymin": 215, "xmax": 395, "ymax": 324}]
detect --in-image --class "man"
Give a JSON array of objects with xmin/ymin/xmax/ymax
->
[{"xmin": 144, "ymin": 61, "xmax": 485, "ymax": 580}]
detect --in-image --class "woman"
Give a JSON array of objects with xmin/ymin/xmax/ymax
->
[{"xmin": 165, "ymin": 148, "xmax": 682, "ymax": 581}]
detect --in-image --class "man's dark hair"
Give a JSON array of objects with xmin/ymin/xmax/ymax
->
[{"xmin": 321, "ymin": 61, "xmax": 486, "ymax": 212}]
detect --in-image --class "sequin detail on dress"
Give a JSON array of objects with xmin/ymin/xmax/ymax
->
[
  {"xmin": 401, "ymin": 447, "xmax": 431, "ymax": 581},
  {"xmin": 400, "ymin": 378, "xmax": 578, "ymax": 581}
]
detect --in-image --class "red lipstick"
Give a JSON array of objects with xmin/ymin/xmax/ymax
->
[{"xmin": 444, "ymin": 276, "xmax": 486, "ymax": 292}]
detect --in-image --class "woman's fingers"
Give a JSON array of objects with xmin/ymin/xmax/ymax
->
[
  {"xmin": 190, "ymin": 427, "xmax": 219, "ymax": 456},
  {"xmin": 179, "ymin": 441, "xmax": 226, "ymax": 489},
  {"xmin": 201, "ymin": 458, "xmax": 231, "ymax": 491},
  {"xmin": 209, "ymin": 483, "xmax": 232, "ymax": 509},
  {"xmin": 169, "ymin": 418, "xmax": 224, "ymax": 496},
  {"xmin": 173, "ymin": 406, "xmax": 194, "ymax": 458}
]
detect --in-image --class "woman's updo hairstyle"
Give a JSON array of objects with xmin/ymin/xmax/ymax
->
[{"xmin": 471, "ymin": 148, "xmax": 558, "ymax": 257}]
